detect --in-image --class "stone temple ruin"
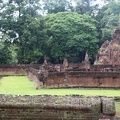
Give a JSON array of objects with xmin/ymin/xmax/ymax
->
[
  {"xmin": 27, "ymin": 29, "xmax": 120, "ymax": 89},
  {"xmin": 94, "ymin": 29, "xmax": 120, "ymax": 65},
  {"xmin": 0, "ymin": 29, "xmax": 120, "ymax": 119}
]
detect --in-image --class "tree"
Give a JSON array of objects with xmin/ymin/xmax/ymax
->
[
  {"xmin": 45, "ymin": 12, "xmax": 98, "ymax": 63},
  {"xmin": 42, "ymin": 0, "xmax": 71, "ymax": 14},
  {"xmin": 73, "ymin": 0, "xmax": 100, "ymax": 16},
  {"xmin": 0, "ymin": 0, "xmax": 45, "ymax": 64},
  {"xmin": 0, "ymin": 35, "xmax": 18, "ymax": 64},
  {"xmin": 16, "ymin": 16, "xmax": 46, "ymax": 64},
  {"xmin": 100, "ymin": 1, "xmax": 120, "ymax": 42}
]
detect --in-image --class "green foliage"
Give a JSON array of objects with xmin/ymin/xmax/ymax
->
[
  {"xmin": 0, "ymin": 0, "xmax": 44, "ymax": 64},
  {"xmin": 6, "ymin": 44, "xmax": 18, "ymax": 64},
  {"xmin": 115, "ymin": 102, "xmax": 120, "ymax": 116},
  {"xmin": 45, "ymin": 12, "xmax": 98, "ymax": 63},
  {"xmin": 1, "ymin": 0, "xmax": 120, "ymax": 64},
  {"xmin": 72, "ymin": 0, "xmax": 100, "ymax": 16},
  {"xmin": 42, "ymin": 0, "xmax": 71, "ymax": 14},
  {"xmin": 0, "ymin": 31, "xmax": 17, "ymax": 64},
  {"xmin": 100, "ymin": 1, "xmax": 120, "ymax": 41}
]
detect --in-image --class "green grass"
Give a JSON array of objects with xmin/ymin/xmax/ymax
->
[
  {"xmin": 0, "ymin": 76, "xmax": 120, "ymax": 96},
  {"xmin": 115, "ymin": 102, "xmax": 120, "ymax": 116}
]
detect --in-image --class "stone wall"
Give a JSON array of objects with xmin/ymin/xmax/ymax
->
[
  {"xmin": 0, "ymin": 94, "xmax": 116, "ymax": 120},
  {"xmin": 1, "ymin": 64, "xmax": 120, "ymax": 89},
  {"xmin": 0, "ymin": 64, "xmax": 42, "ymax": 76},
  {"xmin": 0, "ymin": 65, "xmax": 28, "ymax": 76},
  {"xmin": 28, "ymin": 69, "xmax": 120, "ymax": 88},
  {"xmin": 47, "ymin": 71, "xmax": 120, "ymax": 88},
  {"xmin": 91, "ymin": 65, "xmax": 120, "ymax": 72},
  {"xmin": 27, "ymin": 67, "xmax": 44, "ymax": 89}
]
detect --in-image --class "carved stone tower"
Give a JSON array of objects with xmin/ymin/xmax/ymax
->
[{"xmin": 94, "ymin": 29, "xmax": 120, "ymax": 65}]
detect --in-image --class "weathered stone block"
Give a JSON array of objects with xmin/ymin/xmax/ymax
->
[{"xmin": 101, "ymin": 97, "xmax": 116, "ymax": 116}]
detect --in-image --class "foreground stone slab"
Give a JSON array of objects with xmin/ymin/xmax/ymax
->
[{"xmin": 0, "ymin": 95, "xmax": 116, "ymax": 120}]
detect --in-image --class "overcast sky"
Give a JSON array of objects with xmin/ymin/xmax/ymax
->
[{"xmin": 94, "ymin": 0, "xmax": 105, "ymax": 4}]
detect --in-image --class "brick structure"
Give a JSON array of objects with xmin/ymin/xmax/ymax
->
[{"xmin": 94, "ymin": 29, "xmax": 120, "ymax": 65}]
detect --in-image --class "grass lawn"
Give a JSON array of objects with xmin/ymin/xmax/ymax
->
[{"xmin": 0, "ymin": 76, "xmax": 120, "ymax": 96}]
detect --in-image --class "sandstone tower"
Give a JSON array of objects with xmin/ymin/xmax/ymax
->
[{"xmin": 94, "ymin": 29, "xmax": 120, "ymax": 65}]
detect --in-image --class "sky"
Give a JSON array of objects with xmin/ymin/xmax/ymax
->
[{"xmin": 94, "ymin": 0, "xmax": 105, "ymax": 5}]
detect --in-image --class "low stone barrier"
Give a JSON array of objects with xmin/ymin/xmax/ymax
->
[
  {"xmin": 27, "ymin": 68, "xmax": 44, "ymax": 89},
  {"xmin": 0, "ymin": 95, "xmax": 116, "ymax": 120},
  {"xmin": 0, "ymin": 65, "xmax": 27, "ymax": 76},
  {"xmin": 28, "ymin": 68, "xmax": 120, "ymax": 89}
]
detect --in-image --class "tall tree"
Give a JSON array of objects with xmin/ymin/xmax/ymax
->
[
  {"xmin": 42, "ymin": 0, "xmax": 71, "ymax": 14},
  {"xmin": 0, "ymin": 0, "xmax": 18, "ymax": 64},
  {"xmin": 100, "ymin": 0, "xmax": 120, "ymax": 42},
  {"xmin": 45, "ymin": 12, "xmax": 98, "ymax": 63},
  {"xmin": 0, "ymin": 0, "xmax": 45, "ymax": 64},
  {"xmin": 73, "ymin": 0, "xmax": 100, "ymax": 16}
]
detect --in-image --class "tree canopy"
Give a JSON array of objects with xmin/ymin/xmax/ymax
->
[
  {"xmin": 0, "ymin": 0, "xmax": 120, "ymax": 64},
  {"xmin": 44, "ymin": 12, "xmax": 98, "ymax": 63}
]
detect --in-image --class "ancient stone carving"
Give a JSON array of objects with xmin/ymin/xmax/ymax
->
[
  {"xmin": 94, "ymin": 29, "xmax": 120, "ymax": 65},
  {"xmin": 38, "ymin": 63, "xmax": 48, "ymax": 87},
  {"xmin": 83, "ymin": 52, "xmax": 90, "ymax": 70},
  {"xmin": 44, "ymin": 55, "xmax": 47, "ymax": 64},
  {"xmin": 63, "ymin": 58, "xmax": 69, "ymax": 71}
]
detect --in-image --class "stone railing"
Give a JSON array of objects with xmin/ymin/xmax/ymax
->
[{"xmin": 0, "ymin": 95, "xmax": 116, "ymax": 120}]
